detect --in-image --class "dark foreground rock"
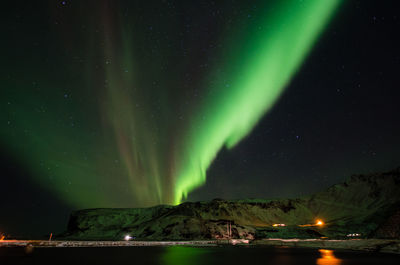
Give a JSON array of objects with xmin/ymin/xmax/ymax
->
[{"xmin": 62, "ymin": 168, "xmax": 400, "ymax": 241}]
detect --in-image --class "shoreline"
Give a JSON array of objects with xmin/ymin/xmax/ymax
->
[
  {"xmin": 0, "ymin": 240, "xmax": 218, "ymax": 248},
  {"xmin": 1, "ymin": 239, "xmax": 399, "ymax": 254}
]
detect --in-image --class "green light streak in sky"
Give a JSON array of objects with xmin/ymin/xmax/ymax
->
[
  {"xmin": 101, "ymin": 23, "xmax": 167, "ymax": 206},
  {"xmin": 1, "ymin": 1, "xmax": 342, "ymax": 208},
  {"xmin": 174, "ymin": 0, "xmax": 342, "ymax": 204}
]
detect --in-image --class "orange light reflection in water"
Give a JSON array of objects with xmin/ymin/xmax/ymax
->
[{"xmin": 316, "ymin": 249, "xmax": 342, "ymax": 265}]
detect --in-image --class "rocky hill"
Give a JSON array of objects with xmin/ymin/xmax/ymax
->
[{"xmin": 62, "ymin": 168, "xmax": 400, "ymax": 240}]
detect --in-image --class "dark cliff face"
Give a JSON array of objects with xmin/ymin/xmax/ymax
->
[
  {"xmin": 374, "ymin": 206, "xmax": 400, "ymax": 238},
  {"xmin": 62, "ymin": 168, "xmax": 400, "ymax": 240}
]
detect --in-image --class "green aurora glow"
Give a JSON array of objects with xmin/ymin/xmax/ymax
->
[
  {"xmin": 1, "ymin": 0, "xmax": 341, "ymax": 208},
  {"xmin": 173, "ymin": 0, "xmax": 342, "ymax": 204}
]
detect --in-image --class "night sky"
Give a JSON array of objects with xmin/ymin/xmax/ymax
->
[{"xmin": 1, "ymin": 0, "xmax": 399, "ymax": 238}]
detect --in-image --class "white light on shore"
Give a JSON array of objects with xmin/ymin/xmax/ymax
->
[
  {"xmin": 346, "ymin": 233, "xmax": 361, "ymax": 237},
  {"xmin": 124, "ymin": 235, "xmax": 132, "ymax": 241}
]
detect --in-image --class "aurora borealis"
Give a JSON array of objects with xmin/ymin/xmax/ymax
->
[
  {"xmin": 173, "ymin": 1, "xmax": 341, "ymax": 204},
  {"xmin": 2, "ymin": 0, "xmax": 400, "ymax": 236},
  {"xmin": 2, "ymin": 0, "xmax": 340, "ymax": 207}
]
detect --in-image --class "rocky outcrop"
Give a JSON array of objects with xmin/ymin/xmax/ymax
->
[
  {"xmin": 374, "ymin": 207, "xmax": 400, "ymax": 238},
  {"xmin": 62, "ymin": 168, "xmax": 400, "ymax": 240}
]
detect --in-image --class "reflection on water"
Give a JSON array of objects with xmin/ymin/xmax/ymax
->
[
  {"xmin": 316, "ymin": 249, "xmax": 342, "ymax": 265},
  {"xmin": 162, "ymin": 246, "xmax": 343, "ymax": 265},
  {"xmin": 161, "ymin": 246, "xmax": 212, "ymax": 265},
  {"xmin": 2, "ymin": 245, "xmax": 399, "ymax": 265}
]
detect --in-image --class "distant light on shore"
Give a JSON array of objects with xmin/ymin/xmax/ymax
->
[
  {"xmin": 346, "ymin": 233, "xmax": 361, "ymax": 237},
  {"xmin": 272, "ymin": 224, "xmax": 286, "ymax": 227},
  {"xmin": 298, "ymin": 219, "xmax": 325, "ymax": 227}
]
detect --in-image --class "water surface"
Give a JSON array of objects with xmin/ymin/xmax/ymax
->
[{"xmin": 0, "ymin": 246, "xmax": 398, "ymax": 265}]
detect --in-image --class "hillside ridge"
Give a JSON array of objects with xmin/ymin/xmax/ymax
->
[{"xmin": 63, "ymin": 168, "xmax": 400, "ymax": 240}]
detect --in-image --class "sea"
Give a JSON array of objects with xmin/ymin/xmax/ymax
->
[{"xmin": 0, "ymin": 245, "xmax": 398, "ymax": 265}]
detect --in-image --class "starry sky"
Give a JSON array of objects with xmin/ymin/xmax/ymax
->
[{"xmin": 1, "ymin": 0, "xmax": 400, "ymax": 237}]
